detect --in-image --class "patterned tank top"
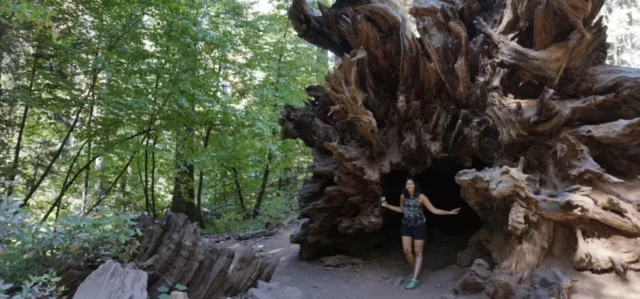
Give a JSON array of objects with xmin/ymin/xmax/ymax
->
[{"xmin": 403, "ymin": 194, "xmax": 426, "ymax": 227}]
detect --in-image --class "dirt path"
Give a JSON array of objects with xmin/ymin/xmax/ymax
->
[
  {"xmin": 230, "ymin": 224, "xmax": 467, "ymax": 299},
  {"xmin": 229, "ymin": 224, "xmax": 640, "ymax": 299}
]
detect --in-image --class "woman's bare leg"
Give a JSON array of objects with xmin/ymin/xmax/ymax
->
[
  {"xmin": 402, "ymin": 236, "xmax": 414, "ymax": 268},
  {"xmin": 412, "ymin": 239, "xmax": 425, "ymax": 280}
]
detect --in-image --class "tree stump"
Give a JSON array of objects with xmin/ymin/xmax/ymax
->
[{"xmin": 281, "ymin": 0, "xmax": 640, "ymax": 294}]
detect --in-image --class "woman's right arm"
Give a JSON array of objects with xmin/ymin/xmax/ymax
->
[{"xmin": 383, "ymin": 194, "xmax": 404, "ymax": 213}]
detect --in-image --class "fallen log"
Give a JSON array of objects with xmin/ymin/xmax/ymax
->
[
  {"xmin": 233, "ymin": 229, "xmax": 277, "ymax": 241},
  {"xmin": 138, "ymin": 212, "xmax": 279, "ymax": 298},
  {"xmin": 63, "ymin": 212, "xmax": 278, "ymax": 298}
]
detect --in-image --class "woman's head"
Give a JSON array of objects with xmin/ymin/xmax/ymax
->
[{"xmin": 403, "ymin": 178, "xmax": 420, "ymax": 197}]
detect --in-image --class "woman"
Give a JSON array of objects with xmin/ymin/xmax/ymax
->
[{"xmin": 381, "ymin": 178, "xmax": 460, "ymax": 290}]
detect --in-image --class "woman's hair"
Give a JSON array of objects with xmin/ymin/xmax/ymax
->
[{"xmin": 402, "ymin": 177, "xmax": 422, "ymax": 198}]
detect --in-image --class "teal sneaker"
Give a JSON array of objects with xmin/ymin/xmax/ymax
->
[{"xmin": 405, "ymin": 279, "xmax": 420, "ymax": 290}]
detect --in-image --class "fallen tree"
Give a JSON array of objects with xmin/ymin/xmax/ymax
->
[
  {"xmin": 280, "ymin": 0, "xmax": 640, "ymax": 295},
  {"xmin": 60, "ymin": 213, "xmax": 278, "ymax": 298}
]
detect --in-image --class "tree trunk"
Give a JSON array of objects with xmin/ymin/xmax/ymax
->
[
  {"xmin": 7, "ymin": 50, "xmax": 38, "ymax": 198},
  {"xmin": 144, "ymin": 134, "xmax": 150, "ymax": 213},
  {"xmin": 196, "ymin": 125, "xmax": 213, "ymax": 227},
  {"xmin": 171, "ymin": 127, "xmax": 197, "ymax": 221},
  {"xmin": 60, "ymin": 212, "xmax": 278, "ymax": 298},
  {"xmin": 150, "ymin": 135, "xmax": 157, "ymax": 218},
  {"xmin": 22, "ymin": 103, "xmax": 85, "ymax": 206},
  {"xmin": 232, "ymin": 167, "xmax": 248, "ymax": 215},
  {"xmin": 84, "ymin": 134, "xmax": 149, "ymax": 215},
  {"xmin": 252, "ymin": 149, "xmax": 274, "ymax": 218},
  {"xmin": 81, "ymin": 102, "xmax": 94, "ymax": 214},
  {"xmin": 7, "ymin": 105, "xmax": 29, "ymax": 198},
  {"xmin": 136, "ymin": 156, "xmax": 149, "ymax": 213},
  {"xmin": 282, "ymin": 0, "xmax": 640, "ymax": 295}
]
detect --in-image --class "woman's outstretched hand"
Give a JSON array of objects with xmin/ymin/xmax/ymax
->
[{"xmin": 450, "ymin": 208, "xmax": 461, "ymax": 215}]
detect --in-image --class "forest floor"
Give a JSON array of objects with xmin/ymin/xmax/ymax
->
[{"xmin": 222, "ymin": 223, "xmax": 640, "ymax": 299}]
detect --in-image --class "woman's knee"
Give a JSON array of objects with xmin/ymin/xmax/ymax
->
[
  {"xmin": 413, "ymin": 246, "xmax": 424, "ymax": 256},
  {"xmin": 403, "ymin": 247, "xmax": 413, "ymax": 256}
]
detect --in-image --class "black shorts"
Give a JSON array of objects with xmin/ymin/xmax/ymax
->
[{"xmin": 402, "ymin": 223, "xmax": 427, "ymax": 240}]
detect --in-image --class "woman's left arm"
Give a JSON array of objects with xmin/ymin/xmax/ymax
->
[{"xmin": 420, "ymin": 194, "xmax": 460, "ymax": 215}]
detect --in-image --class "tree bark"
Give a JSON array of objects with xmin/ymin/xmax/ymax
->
[
  {"xmin": 6, "ymin": 50, "xmax": 38, "ymax": 198},
  {"xmin": 282, "ymin": 0, "xmax": 640, "ymax": 294},
  {"xmin": 136, "ymin": 156, "xmax": 148, "ymax": 212},
  {"xmin": 144, "ymin": 134, "xmax": 150, "ymax": 213},
  {"xmin": 232, "ymin": 167, "xmax": 248, "ymax": 215},
  {"xmin": 252, "ymin": 149, "xmax": 274, "ymax": 218},
  {"xmin": 170, "ymin": 127, "xmax": 197, "ymax": 221},
  {"xmin": 81, "ymin": 101, "xmax": 94, "ymax": 214},
  {"xmin": 196, "ymin": 125, "xmax": 213, "ymax": 228},
  {"xmin": 150, "ymin": 135, "xmax": 157, "ymax": 218}
]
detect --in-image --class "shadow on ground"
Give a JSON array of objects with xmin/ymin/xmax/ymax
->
[{"xmin": 229, "ymin": 224, "xmax": 640, "ymax": 299}]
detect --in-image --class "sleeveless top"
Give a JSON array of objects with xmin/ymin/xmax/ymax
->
[{"xmin": 403, "ymin": 194, "xmax": 426, "ymax": 227}]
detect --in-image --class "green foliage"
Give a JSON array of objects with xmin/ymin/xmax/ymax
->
[
  {"xmin": 207, "ymin": 193, "xmax": 298, "ymax": 234},
  {"xmin": 0, "ymin": 195, "xmax": 140, "ymax": 283},
  {"xmin": 0, "ymin": 271, "xmax": 65, "ymax": 299},
  {"xmin": 1, "ymin": 0, "xmax": 325, "ymax": 291},
  {"xmin": 1, "ymin": 0, "xmax": 322, "ymax": 219}
]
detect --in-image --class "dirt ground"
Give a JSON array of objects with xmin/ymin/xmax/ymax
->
[{"xmin": 226, "ymin": 224, "xmax": 640, "ymax": 299}]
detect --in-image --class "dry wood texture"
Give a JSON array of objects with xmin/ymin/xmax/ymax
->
[
  {"xmin": 280, "ymin": 0, "xmax": 640, "ymax": 294},
  {"xmin": 61, "ymin": 213, "xmax": 278, "ymax": 298},
  {"xmin": 137, "ymin": 212, "xmax": 278, "ymax": 298}
]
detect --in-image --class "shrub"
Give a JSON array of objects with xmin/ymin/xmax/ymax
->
[
  {"xmin": 0, "ymin": 272, "xmax": 65, "ymax": 299},
  {"xmin": 0, "ymin": 196, "xmax": 140, "ymax": 288}
]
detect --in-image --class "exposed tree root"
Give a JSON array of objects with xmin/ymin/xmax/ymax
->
[{"xmin": 281, "ymin": 0, "xmax": 640, "ymax": 295}]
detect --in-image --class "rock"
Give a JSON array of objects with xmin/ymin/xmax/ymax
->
[
  {"xmin": 246, "ymin": 281, "xmax": 304, "ymax": 299},
  {"xmin": 470, "ymin": 258, "xmax": 491, "ymax": 279},
  {"xmin": 319, "ymin": 255, "xmax": 364, "ymax": 267},
  {"xmin": 455, "ymin": 274, "xmax": 486, "ymax": 294},
  {"xmin": 265, "ymin": 220, "xmax": 282, "ymax": 230},
  {"xmin": 490, "ymin": 277, "xmax": 515, "ymax": 299},
  {"xmin": 454, "ymin": 259, "xmax": 492, "ymax": 295},
  {"xmin": 73, "ymin": 260, "xmax": 148, "ymax": 299},
  {"xmin": 456, "ymin": 227, "xmax": 494, "ymax": 268},
  {"xmin": 528, "ymin": 268, "xmax": 572, "ymax": 299}
]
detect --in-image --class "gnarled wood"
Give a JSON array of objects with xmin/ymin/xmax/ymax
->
[{"xmin": 281, "ymin": 0, "xmax": 640, "ymax": 294}]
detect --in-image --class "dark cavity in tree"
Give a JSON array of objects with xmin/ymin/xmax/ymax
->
[{"xmin": 380, "ymin": 166, "xmax": 484, "ymax": 268}]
